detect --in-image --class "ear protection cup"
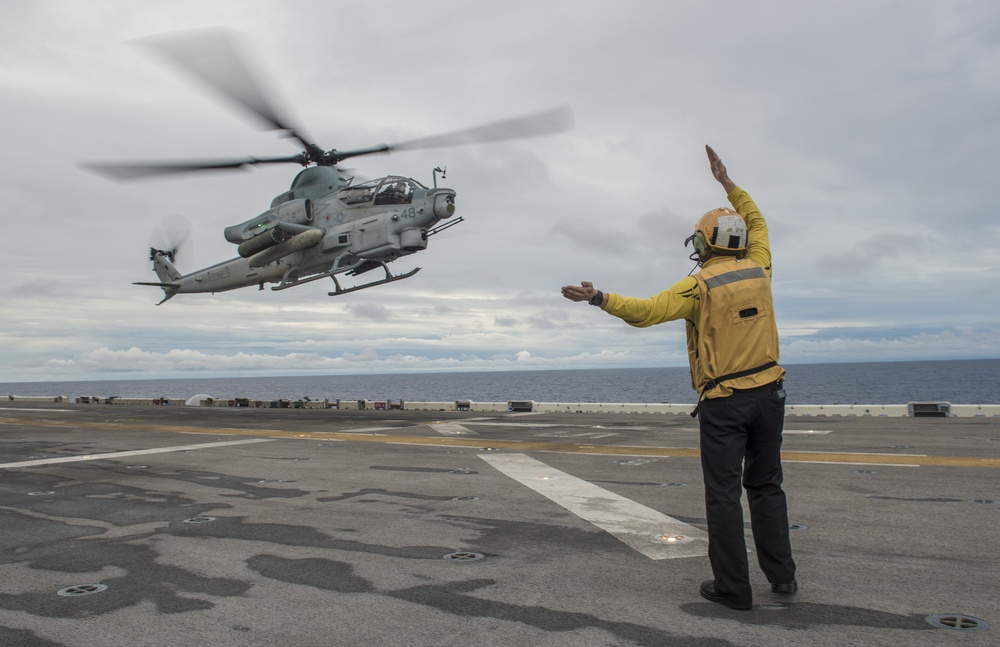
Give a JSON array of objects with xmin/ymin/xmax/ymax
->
[{"xmin": 691, "ymin": 233, "xmax": 708, "ymax": 257}]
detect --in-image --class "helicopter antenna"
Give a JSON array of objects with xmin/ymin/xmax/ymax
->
[{"xmin": 433, "ymin": 166, "xmax": 447, "ymax": 188}]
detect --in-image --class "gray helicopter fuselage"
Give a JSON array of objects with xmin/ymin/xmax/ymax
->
[
  {"xmin": 155, "ymin": 167, "xmax": 457, "ymax": 298},
  {"xmin": 103, "ymin": 30, "xmax": 569, "ymax": 304}
]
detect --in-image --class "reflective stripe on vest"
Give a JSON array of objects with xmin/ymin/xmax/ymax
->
[{"xmin": 704, "ymin": 266, "xmax": 767, "ymax": 290}]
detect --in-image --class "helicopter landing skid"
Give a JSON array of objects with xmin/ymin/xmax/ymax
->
[
  {"xmin": 269, "ymin": 261, "xmax": 420, "ymax": 295},
  {"xmin": 329, "ymin": 266, "xmax": 421, "ymax": 296}
]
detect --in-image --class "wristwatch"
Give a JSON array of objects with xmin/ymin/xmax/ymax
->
[{"xmin": 589, "ymin": 290, "xmax": 604, "ymax": 307}]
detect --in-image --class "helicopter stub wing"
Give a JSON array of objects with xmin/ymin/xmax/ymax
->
[{"xmin": 345, "ymin": 260, "xmax": 383, "ymax": 277}]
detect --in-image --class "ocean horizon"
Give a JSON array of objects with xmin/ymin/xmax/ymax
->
[{"xmin": 2, "ymin": 359, "xmax": 999, "ymax": 405}]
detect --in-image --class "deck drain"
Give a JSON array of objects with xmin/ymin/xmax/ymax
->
[
  {"xmin": 442, "ymin": 551, "xmax": 484, "ymax": 562},
  {"xmin": 184, "ymin": 516, "xmax": 217, "ymax": 524},
  {"xmin": 852, "ymin": 470, "xmax": 877, "ymax": 474},
  {"xmin": 615, "ymin": 459, "xmax": 650, "ymax": 465},
  {"xmin": 449, "ymin": 468, "xmax": 475, "ymax": 474},
  {"xmin": 971, "ymin": 499, "xmax": 999, "ymax": 505},
  {"xmin": 479, "ymin": 447, "xmax": 498, "ymax": 452},
  {"xmin": 660, "ymin": 482, "xmax": 688, "ymax": 487},
  {"xmin": 925, "ymin": 613, "xmax": 990, "ymax": 632},
  {"xmin": 789, "ymin": 523, "xmax": 809, "ymax": 531},
  {"xmin": 257, "ymin": 479, "xmax": 290, "ymax": 483},
  {"xmin": 126, "ymin": 465, "xmax": 149, "ymax": 469},
  {"xmin": 28, "ymin": 491, "xmax": 56, "ymax": 496},
  {"xmin": 58, "ymin": 584, "xmax": 107, "ymax": 597},
  {"xmin": 452, "ymin": 496, "xmax": 480, "ymax": 501}
]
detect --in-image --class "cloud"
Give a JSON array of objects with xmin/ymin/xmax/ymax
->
[
  {"xmin": 1, "ymin": 1, "xmax": 998, "ymax": 383},
  {"xmin": 344, "ymin": 302, "xmax": 391, "ymax": 322},
  {"xmin": 782, "ymin": 327, "xmax": 1000, "ymax": 363}
]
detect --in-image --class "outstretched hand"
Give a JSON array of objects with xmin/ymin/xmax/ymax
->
[
  {"xmin": 706, "ymin": 145, "xmax": 737, "ymax": 194},
  {"xmin": 561, "ymin": 280, "xmax": 599, "ymax": 303}
]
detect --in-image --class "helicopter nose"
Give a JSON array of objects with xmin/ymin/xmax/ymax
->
[{"xmin": 433, "ymin": 191, "xmax": 456, "ymax": 219}]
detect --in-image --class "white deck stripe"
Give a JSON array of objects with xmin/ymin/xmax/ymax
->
[
  {"xmin": 429, "ymin": 423, "xmax": 478, "ymax": 436},
  {"xmin": 784, "ymin": 460, "xmax": 920, "ymax": 467},
  {"xmin": 0, "ymin": 438, "xmax": 275, "ymax": 469},
  {"xmin": 480, "ymin": 453, "xmax": 707, "ymax": 559}
]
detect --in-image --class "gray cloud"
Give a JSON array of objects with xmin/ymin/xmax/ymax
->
[{"xmin": 1, "ymin": 0, "xmax": 998, "ymax": 382}]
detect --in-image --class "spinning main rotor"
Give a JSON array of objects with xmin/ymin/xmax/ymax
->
[{"xmin": 83, "ymin": 29, "xmax": 573, "ymax": 182}]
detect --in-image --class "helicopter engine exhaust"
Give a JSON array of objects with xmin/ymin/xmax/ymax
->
[
  {"xmin": 248, "ymin": 227, "xmax": 324, "ymax": 268},
  {"xmin": 238, "ymin": 228, "xmax": 287, "ymax": 258}
]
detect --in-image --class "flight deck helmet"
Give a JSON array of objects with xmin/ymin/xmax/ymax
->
[{"xmin": 684, "ymin": 207, "xmax": 748, "ymax": 264}]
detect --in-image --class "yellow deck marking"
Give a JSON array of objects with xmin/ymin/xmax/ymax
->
[{"xmin": 2, "ymin": 416, "xmax": 997, "ymax": 469}]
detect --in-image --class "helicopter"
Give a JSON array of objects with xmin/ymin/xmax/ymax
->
[{"xmin": 83, "ymin": 29, "xmax": 572, "ymax": 304}]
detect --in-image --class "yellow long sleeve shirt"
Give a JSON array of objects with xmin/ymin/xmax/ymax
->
[{"xmin": 603, "ymin": 186, "xmax": 772, "ymax": 327}]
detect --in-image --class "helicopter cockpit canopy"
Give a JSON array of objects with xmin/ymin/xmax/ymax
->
[{"xmin": 338, "ymin": 176, "xmax": 426, "ymax": 207}]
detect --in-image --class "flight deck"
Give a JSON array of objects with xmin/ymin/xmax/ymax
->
[{"xmin": 1, "ymin": 403, "xmax": 997, "ymax": 646}]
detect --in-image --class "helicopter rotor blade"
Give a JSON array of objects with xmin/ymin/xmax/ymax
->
[
  {"xmin": 80, "ymin": 155, "xmax": 305, "ymax": 182},
  {"xmin": 332, "ymin": 105, "xmax": 574, "ymax": 163},
  {"xmin": 136, "ymin": 29, "xmax": 322, "ymax": 157}
]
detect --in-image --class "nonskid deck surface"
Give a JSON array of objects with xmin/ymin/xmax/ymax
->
[{"xmin": 1, "ymin": 404, "xmax": 997, "ymax": 646}]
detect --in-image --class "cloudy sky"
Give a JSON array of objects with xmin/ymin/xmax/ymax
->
[{"xmin": 1, "ymin": 0, "xmax": 998, "ymax": 383}]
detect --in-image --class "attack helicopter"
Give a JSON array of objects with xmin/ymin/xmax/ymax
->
[{"xmin": 83, "ymin": 29, "xmax": 572, "ymax": 304}]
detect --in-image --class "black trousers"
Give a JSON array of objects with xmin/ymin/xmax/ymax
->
[{"xmin": 698, "ymin": 382, "xmax": 796, "ymax": 605}]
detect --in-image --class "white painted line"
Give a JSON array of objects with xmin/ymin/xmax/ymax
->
[
  {"xmin": 784, "ymin": 460, "xmax": 920, "ymax": 467},
  {"xmin": 535, "ymin": 431, "xmax": 620, "ymax": 439},
  {"xmin": 0, "ymin": 438, "xmax": 276, "ymax": 469},
  {"xmin": 429, "ymin": 423, "xmax": 478, "ymax": 436},
  {"xmin": 785, "ymin": 450, "xmax": 927, "ymax": 457},
  {"xmin": 459, "ymin": 422, "xmax": 559, "ymax": 428},
  {"xmin": 480, "ymin": 453, "xmax": 707, "ymax": 559},
  {"xmin": 0, "ymin": 408, "xmax": 76, "ymax": 413}
]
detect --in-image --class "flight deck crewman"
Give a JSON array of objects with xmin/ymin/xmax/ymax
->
[{"xmin": 561, "ymin": 146, "xmax": 797, "ymax": 610}]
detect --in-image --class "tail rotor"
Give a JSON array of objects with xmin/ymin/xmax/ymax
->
[{"xmin": 149, "ymin": 213, "xmax": 193, "ymax": 271}]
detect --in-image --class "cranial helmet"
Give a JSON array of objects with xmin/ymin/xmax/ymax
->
[{"xmin": 684, "ymin": 207, "xmax": 748, "ymax": 263}]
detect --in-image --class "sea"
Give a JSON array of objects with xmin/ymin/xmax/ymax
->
[{"xmin": 2, "ymin": 359, "xmax": 998, "ymax": 405}]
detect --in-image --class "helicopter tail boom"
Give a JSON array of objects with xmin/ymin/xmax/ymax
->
[{"xmin": 134, "ymin": 248, "xmax": 183, "ymax": 304}]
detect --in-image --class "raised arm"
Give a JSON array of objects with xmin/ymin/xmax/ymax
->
[
  {"xmin": 707, "ymin": 145, "xmax": 737, "ymax": 194},
  {"xmin": 707, "ymin": 145, "xmax": 772, "ymax": 273}
]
